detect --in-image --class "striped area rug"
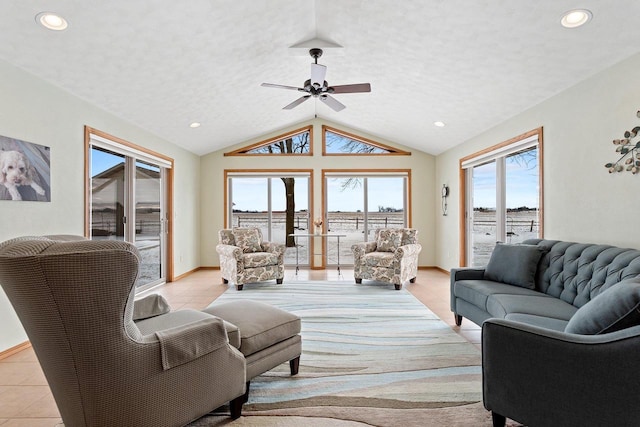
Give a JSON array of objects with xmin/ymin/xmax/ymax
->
[{"xmin": 192, "ymin": 281, "xmax": 492, "ymax": 427}]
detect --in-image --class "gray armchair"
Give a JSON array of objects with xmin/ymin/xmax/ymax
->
[
  {"xmin": 216, "ymin": 228, "xmax": 286, "ymax": 290},
  {"xmin": 0, "ymin": 236, "xmax": 246, "ymax": 427},
  {"xmin": 351, "ymin": 228, "xmax": 422, "ymax": 290},
  {"xmin": 483, "ymin": 318, "xmax": 640, "ymax": 427}
]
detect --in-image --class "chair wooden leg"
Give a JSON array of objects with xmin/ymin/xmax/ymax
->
[
  {"xmin": 242, "ymin": 381, "xmax": 250, "ymax": 403},
  {"xmin": 276, "ymin": 278, "xmax": 283, "ymax": 284},
  {"xmin": 409, "ymin": 277, "xmax": 416, "ymax": 283},
  {"xmin": 492, "ymin": 412, "xmax": 506, "ymax": 427},
  {"xmin": 355, "ymin": 278, "xmax": 362, "ymax": 284},
  {"xmin": 394, "ymin": 284, "xmax": 402, "ymax": 290},
  {"xmin": 230, "ymin": 395, "xmax": 244, "ymax": 419},
  {"xmin": 236, "ymin": 284, "xmax": 243, "ymax": 291},
  {"xmin": 222, "ymin": 278, "xmax": 228, "ymax": 284},
  {"xmin": 290, "ymin": 356, "xmax": 300, "ymax": 375}
]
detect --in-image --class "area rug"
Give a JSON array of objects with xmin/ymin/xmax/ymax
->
[{"xmin": 190, "ymin": 281, "xmax": 497, "ymax": 427}]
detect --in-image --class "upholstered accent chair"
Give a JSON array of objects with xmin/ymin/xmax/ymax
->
[
  {"xmin": 351, "ymin": 228, "xmax": 422, "ymax": 290},
  {"xmin": 216, "ymin": 228, "xmax": 286, "ymax": 290},
  {"xmin": 0, "ymin": 236, "xmax": 247, "ymax": 427}
]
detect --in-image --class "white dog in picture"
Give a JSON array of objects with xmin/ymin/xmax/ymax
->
[{"xmin": 0, "ymin": 150, "xmax": 46, "ymax": 201}]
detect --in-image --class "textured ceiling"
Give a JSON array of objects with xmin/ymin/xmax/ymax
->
[{"xmin": 1, "ymin": 1, "xmax": 640, "ymax": 156}]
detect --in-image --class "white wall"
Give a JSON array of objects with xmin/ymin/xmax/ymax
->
[
  {"xmin": 200, "ymin": 118, "xmax": 436, "ymax": 268},
  {"xmin": 435, "ymin": 52, "xmax": 640, "ymax": 271},
  {"xmin": 0, "ymin": 59, "xmax": 201, "ymax": 351}
]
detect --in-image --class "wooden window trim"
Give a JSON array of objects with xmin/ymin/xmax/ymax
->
[
  {"xmin": 224, "ymin": 126, "xmax": 313, "ymax": 156},
  {"xmin": 322, "ymin": 125, "xmax": 411, "ymax": 156}
]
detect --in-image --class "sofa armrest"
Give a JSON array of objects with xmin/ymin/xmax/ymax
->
[
  {"xmin": 482, "ymin": 318, "xmax": 640, "ymax": 426},
  {"xmin": 450, "ymin": 268, "xmax": 485, "ymax": 313},
  {"xmin": 216, "ymin": 243, "xmax": 242, "ymax": 261},
  {"xmin": 394, "ymin": 243, "xmax": 422, "ymax": 260},
  {"xmin": 261, "ymin": 241, "xmax": 286, "ymax": 258},
  {"xmin": 155, "ymin": 317, "xmax": 230, "ymax": 370}
]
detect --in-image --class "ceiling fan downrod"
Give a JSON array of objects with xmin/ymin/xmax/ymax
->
[{"xmin": 309, "ymin": 48, "xmax": 323, "ymax": 64}]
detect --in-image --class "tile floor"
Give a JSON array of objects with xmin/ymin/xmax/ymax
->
[{"xmin": 0, "ymin": 267, "xmax": 480, "ymax": 426}]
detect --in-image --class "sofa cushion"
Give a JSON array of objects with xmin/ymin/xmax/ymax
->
[
  {"xmin": 363, "ymin": 252, "xmax": 395, "ymax": 268},
  {"xmin": 233, "ymin": 228, "xmax": 262, "ymax": 253},
  {"xmin": 454, "ymin": 279, "xmax": 543, "ymax": 312},
  {"xmin": 565, "ymin": 279, "xmax": 640, "ymax": 335},
  {"xmin": 377, "ymin": 229, "xmax": 403, "ymax": 252},
  {"xmin": 242, "ymin": 251, "xmax": 279, "ymax": 268},
  {"xmin": 485, "ymin": 243, "xmax": 546, "ymax": 289},
  {"xmin": 504, "ymin": 313, "xmax": 569, "ymax": 332},
  {"xmin": 486, "ymin": 294, "xmax": 577, "ymax": 320}
]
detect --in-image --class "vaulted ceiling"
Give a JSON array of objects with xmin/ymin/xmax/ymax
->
[{"xmin": 2, "ymin": 1, "xmax": 640, "ymax": 156}]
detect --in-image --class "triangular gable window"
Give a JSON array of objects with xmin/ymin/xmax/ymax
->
[
  {"xmin": 322, "ymin": 126, "xmax": 410, "ymax": 156},
  {"xmin": 225, "ymin": 126, "xmax": 312, "ymax": 156}
]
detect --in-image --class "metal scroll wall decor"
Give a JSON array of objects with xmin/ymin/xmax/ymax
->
[{"xmin": 605, "ymin": 109, "xmax": 640, "ymax": 174}]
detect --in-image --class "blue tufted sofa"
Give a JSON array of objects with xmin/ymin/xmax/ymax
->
[{"xmin": 450, "ymin": 239, "xmax": 640, "ymax": 427}]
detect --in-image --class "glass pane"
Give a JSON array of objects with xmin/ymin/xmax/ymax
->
[
  {"xmin": 230, "ymin": 177, "xmax": 269, "ymax": 237},
  {"xmin": 326, "ymin": 177, "xmax": 364, "ymax": 265},
  {"xmin": 505, "ymin": 147, "xmax": 539, "ymax": 244},
  {"xmin": 366, "ymin": 177, "xmax": 406, "ymax": 238},
  {"xmin": 325, "ymin": 130, "xmax": 391, "ymax": 154},
  {"xmin": 242, "ymin": 131, "xmax": 311, "ymax": 154},
  {"xmin": 134, "ymin": 161, "xmax": 161, "ymax": 288},
  {"xmin": 471, "ymin": 161, "xmax": 497, "ymax": 267},
  {"xmin": 91, "ymin": 147, "xmax": 125, "ymax": 241},
  {"xmin": 271, "ymin": 176, "xmax": 310, "ymax": 265}
]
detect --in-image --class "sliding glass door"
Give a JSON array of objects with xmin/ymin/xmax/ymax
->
[
  {"xmin": 89, "ymin": 138, "xmax": 171, "ymax": 291},
  {"xmin": 324, "ymin": 172, "xmax": 408, "ymax": 265},
  {"xmin": 227, "ymin": 172, "xmax": 311, "ymax": 266},
  {"xmin": 462, "ymin": 129, "xmax": 542, "ymax": 267}
]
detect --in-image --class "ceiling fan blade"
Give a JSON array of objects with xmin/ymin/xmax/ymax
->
[
  {"xmin": 283, "ymin": 95, "xmax": 311, "ymax": 110},
  {"xmin": 310, "ymin": 63, "xmax": 327, "ymax": 88},
  {"xmin": 261, "ymin": 82, "xmax": 304, "ymax": 91},
  {"xmin": 319, "ymin": 94, "xmax": 346, "ymax": 112},
  {"xmin": 329, "ymin": 83, "xmax": 371, "ymax": 94}
]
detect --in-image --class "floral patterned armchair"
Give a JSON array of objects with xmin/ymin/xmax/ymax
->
[
  {"xmin": 351, "ymin": 228, "xmax": 422, "ymax": 290},
  {"xmin": 216, "ymin": 228, "xmax": 286, "ymax": 290}
]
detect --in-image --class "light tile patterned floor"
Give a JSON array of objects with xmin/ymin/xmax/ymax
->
[{"xmin": 0, "ymin": 268, "xmax": 479, "ymax": 426}]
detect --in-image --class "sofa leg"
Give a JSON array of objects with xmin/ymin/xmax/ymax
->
[
  {"xmin": 236, "ymin": 284, "xmax": 244, "ymax": 291},
  {"xmin": 242, "ymin": 381, "xmax": 250, "ymax": 403},
  {"xmin": 289, "ymin": 356, "xmax": 300, "ymax": 375},
  {"xmin": 355, "ymin": 278, "xmax": 362, "ymax": 284},
  {"xmin": 276, "ymin": 278, "xmax": 283, "ymax": 284},
  {"xmin": 394, "ymin": 284, "xmax": 402, "ymax": 290},
  {"xmin": 230, "ymin": 394, "xmax": 244, "ymax": 419},
  {"xmin": 491, "ymin": 412, "xmax": 506, "ymax": 427},
  {"xmin": 454, "ymin": 314, "xmax": 463, "ymax": 326},
  {"xmin": 409, "ymin": 277, "xmax": 416, "ymax": 283}
]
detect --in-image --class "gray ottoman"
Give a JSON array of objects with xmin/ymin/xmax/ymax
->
[{"xmin": 202, "ymin": 300, "xmax": 301, "ymax": 399}]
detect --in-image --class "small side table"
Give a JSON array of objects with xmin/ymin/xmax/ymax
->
[{"xmin": 288, "ymin": 233, "xmax": 347, "ymax": 275}]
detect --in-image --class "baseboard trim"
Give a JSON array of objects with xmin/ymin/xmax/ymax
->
[
  {"xmin": 0, "ymin": 341, "xmax": 31, "ymax": 360},
  {"xmin": 418, "ymin": 266, "xmax": 450, "ymax": 275},
  {"xmin": 172, "ymin": 266, "xmax": 219, "ymax": 282}
]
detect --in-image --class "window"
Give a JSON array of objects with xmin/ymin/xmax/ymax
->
[
  {"xmin": 85, "ymin": 127, "xmax": 173, "ymax": 291},
  {"xmin": 460, "ymin": 128, "xmax": 543, "ymax": 267},
  {"xmin": 225, "ymin": 171, "xmax": 312, "ymax": 265},
  {"xmin": 323, "ymin": 170, "xmax": 410, "ymax": 265},
  {"xmin": 224, "ymin": 126, "xmax": 312, "ymax": 156},
  {"xmin": 322, "ymin": 126, "xmax": 410, "ymax": 156}
]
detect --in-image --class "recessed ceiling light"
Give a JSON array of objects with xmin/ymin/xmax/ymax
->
[
  {"xmin": 36, "ymin": 12, "xmax": 68, "ymax": 31},
  {"xmin": 560, "ymin": 9, "xmax": 592, "ymax": 28},
  {"xmin": 189, "ymin": 122, "xmax": 201, "ymax": 128},
  {"xmin": 434, "ymin": 121, "xmax": 446, "ymax": 127}
]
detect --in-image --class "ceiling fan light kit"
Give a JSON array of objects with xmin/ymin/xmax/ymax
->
[{"xmin": 261, "ymin": 48, "xmax": 371, "ymax": 112}]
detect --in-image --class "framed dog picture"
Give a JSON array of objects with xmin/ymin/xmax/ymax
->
[{"xmin": 0, "ymin": 134, "xmax": 51, "ymax": 202}]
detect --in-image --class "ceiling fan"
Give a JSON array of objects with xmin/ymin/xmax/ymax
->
[{"xmin": 261, "ymin": 48, "xmax": 371, "ymax": 112}]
